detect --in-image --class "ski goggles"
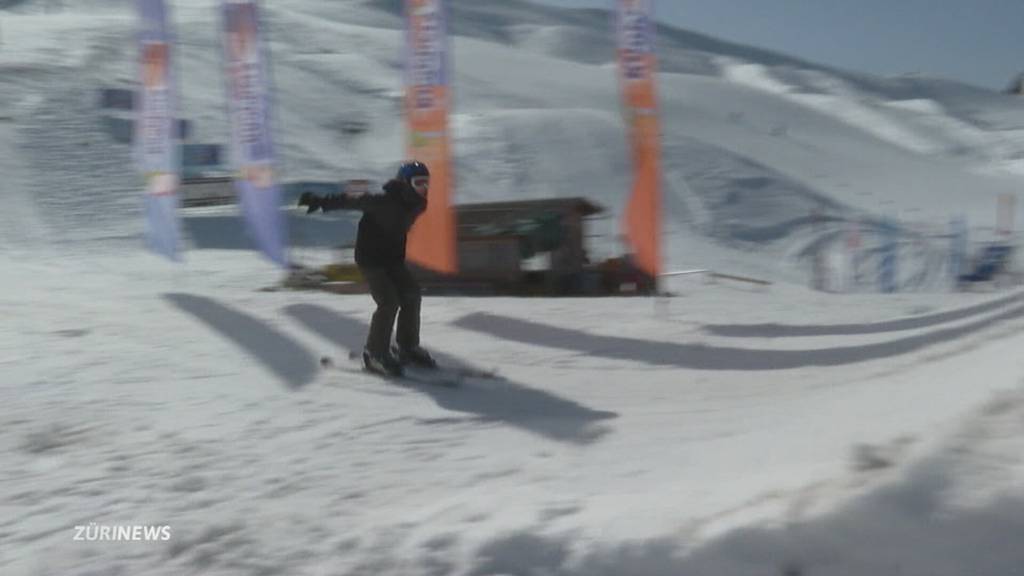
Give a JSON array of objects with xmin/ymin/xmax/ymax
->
[{"xmin": 410, "ymin": 176, "xmax": 430, "ymax": 191}]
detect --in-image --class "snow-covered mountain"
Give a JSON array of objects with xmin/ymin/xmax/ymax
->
[
  {"xmin": 2, "ymin": 1, "xmax": 1024, "ymax": 575},
  {"xmin": 4, "ymin": 0, "xmax": 1024, "ymax": 281}
]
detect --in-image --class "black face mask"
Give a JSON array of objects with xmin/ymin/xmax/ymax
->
[{"xmin": 399, "ymin": 180, "xmax": 427, "ymax": 211}]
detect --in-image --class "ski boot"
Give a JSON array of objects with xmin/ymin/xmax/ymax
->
[
  {"xmin": 393, "ymin": 345, "xmax": 438, "ymax": 369},
  {"xmin": 363, "ymin": 349, "xmax": 404, "ymax": 377}
]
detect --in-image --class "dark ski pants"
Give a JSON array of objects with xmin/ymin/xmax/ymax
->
[{"xmin": 361, "ymin": 263, "xmax": 421, "ymax": 357}]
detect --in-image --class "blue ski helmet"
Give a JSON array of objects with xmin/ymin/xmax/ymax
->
[{"xmin": 396, "ymin": 160, "xmax": 430, "ymax": 184}]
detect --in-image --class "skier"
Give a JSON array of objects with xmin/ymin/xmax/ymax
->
[{"xmin": 298, "ymin": 161, "xmax": 437, "ymax": 377}]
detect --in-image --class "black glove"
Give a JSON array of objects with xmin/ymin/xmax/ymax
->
[{"xmin": 298, "ymin": 192, "xmax": 323, "ymax": 214}]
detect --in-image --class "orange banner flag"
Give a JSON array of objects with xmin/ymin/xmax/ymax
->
[
  {"xmin": 404, "ymin": 0, "xmax": 457, "ymax": 274},
  {"xmin": 615, "ymin": 0, "xmax": 662, "ymax": 279}
]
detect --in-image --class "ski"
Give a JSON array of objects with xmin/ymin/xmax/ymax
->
[
  {"xmin": 321, "ymin": 355, "xmax": 461, "ymax": 388},
  {"xmin": 346, "ymin": 351, "xmax": 499, "ymax": 381}
]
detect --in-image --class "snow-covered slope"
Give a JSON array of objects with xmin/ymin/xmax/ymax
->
[{"xmin": 2, "ymin": 1, "xmax": 1024, "ymax": 575}]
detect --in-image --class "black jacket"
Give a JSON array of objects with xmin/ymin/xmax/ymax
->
[{"xmin": 320, "ymin": 179, "xmax": 427, "ymax": 267}]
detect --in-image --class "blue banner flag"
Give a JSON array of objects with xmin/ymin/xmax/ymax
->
[
  {"xmin": 221, "ymin": 0, "xmax": 287, "ymax": 267},
  {"xmin": 136, "ymin": 0, "xmax": 182, "ymax": 260}
]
